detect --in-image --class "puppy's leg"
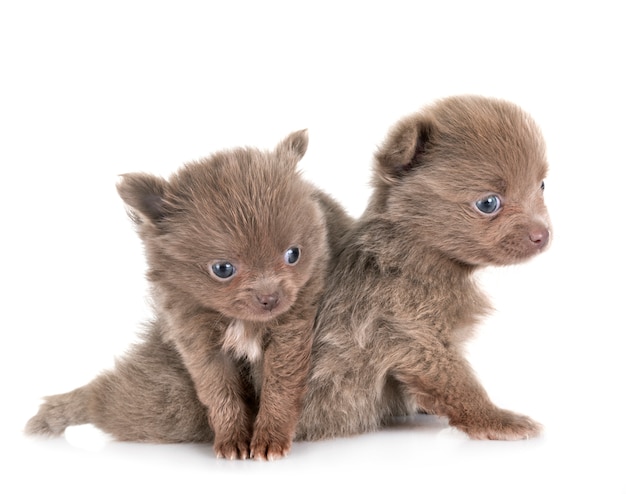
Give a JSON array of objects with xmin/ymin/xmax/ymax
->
[
  {"xmin": 394, "ymin": 341, "xmax": 541, "ymax": 440},
  {"xmin": 175, "ymin": 340, "xmax": 253, "ymax": 459},
  {"xmin": 250, "ymin": 312, "xmax": 313, "ymax": 460}
]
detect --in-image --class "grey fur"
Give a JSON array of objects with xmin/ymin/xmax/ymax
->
[
  {"xmin": 25, "ymin": 130, "xmax": 353, "ymax": 459},
  {"xmin": 26, "ymin": 95, "xmax": 551, "ymax": 450}
]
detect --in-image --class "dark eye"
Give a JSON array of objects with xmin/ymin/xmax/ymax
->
[
  {"xmin": 211, "ymin": 262, "xmax": 235, "ymax": 279},
  {"xmin": 541, "ymin": 180, "xmax": 545, "ymax": 191},
  {"xmin": 284, "ymin": 247, "xmax": 300, "ymax": 265},
  {"xmin": 475, "ymin": 195, "xmax": 502, "ymax": 215}
]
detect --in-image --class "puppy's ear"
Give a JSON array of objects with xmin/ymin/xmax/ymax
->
[
  {"xmin": 374, "ymin": 115, "xmax": 435, "ymax": 183},
  {"xmin": 276, "ymin": 129, "xmax": 309, "ymax": 164},
  {"xmin": 116, "ymin": 173, "xmax": 172, "ymax": 225}
]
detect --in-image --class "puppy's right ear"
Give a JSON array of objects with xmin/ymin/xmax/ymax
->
[
  {"xmin": 116, "ymin": 173, "xmax": 172, "ymax": 225},
  {"xmin": 374, "ymin": 114, "xmax": 435, "ymax": 184}
]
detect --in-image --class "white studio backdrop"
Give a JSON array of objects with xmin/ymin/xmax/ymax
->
[{"xmin": 1, "ymin": 1, "xmax": 624, "ymax": 493}]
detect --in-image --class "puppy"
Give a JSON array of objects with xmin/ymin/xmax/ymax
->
[
  {"xmin": 25, "ymin": 130, "xmax": 352, "ymax": 460},
  {"xmin": 295, "ymin": 95, "xmax": 551, "ymax": 440}
]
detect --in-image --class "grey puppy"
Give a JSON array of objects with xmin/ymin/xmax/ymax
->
[
  {"xmin": 26, "ymin": 130, "xmax": 352, "ymax": 460},
  {"xmin": 297, "ymin": 95, "xmax": 550, "ymax": 440}
]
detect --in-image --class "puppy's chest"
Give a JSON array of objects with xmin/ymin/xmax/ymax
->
[{"xmin": 222, "ymin": 319, "xmax": 265, "ymax": 363}]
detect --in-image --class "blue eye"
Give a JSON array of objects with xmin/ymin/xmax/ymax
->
[
  {"xmin": 284, "ymin": 247, "xmax": 300, "ymax": 265},
  {"xmin": 211, "ymin": 262, "xmax": 235, "ymax": 279},
  {"xmin": 475, "ymin": 195, "xmax": 502, "ymax": 215}
]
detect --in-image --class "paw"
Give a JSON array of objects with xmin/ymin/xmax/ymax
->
[
  {"xmin": 454, "ymin": 408, "xmax": 542, "ymax": 440},
  {"xmin": 250, "ymin": 433, "xmax": 291, "ymax": 461},
  {"xmin": 213, "ymin": 438, "xmax": 250, "ymax": 460}
]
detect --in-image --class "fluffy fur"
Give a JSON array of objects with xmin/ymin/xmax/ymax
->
[
  {"xmin": 296, "ymin": 95, "xmax": 551, "ymax": 440},
  {"xmin": 25, "ymin": 130, "xmax": 353, "ymax": 460},
  {"xmin": 26, "ymin": 95, "xmax": 551, "ymax": 450}
]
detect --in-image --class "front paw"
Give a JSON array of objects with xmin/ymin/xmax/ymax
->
[
  {"xmin": 452, "ymin": 408, "xmax": 542, "ymax": 440},
  {"xmin": 250, "ymin": 430, "xmax": 291, "ymax": 461},
  {"xmin": 214, "ymin": 436, "xmax": 251, "ymax": 460}
]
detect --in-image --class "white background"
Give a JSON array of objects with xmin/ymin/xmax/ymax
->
[{"xmin": 2, "ymin": 1, "xmax": 625, "ymax": 492}]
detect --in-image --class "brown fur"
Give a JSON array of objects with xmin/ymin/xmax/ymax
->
[
  {"xmin": 25, "ymin": 130, "xmax": 353, "ymax": 460},
  {"xmin": 26, "ymin": 95, "xmax": 550, "ymax": 450},
  {"xmin": 296, "ymin": 95, "xmax": 551, "ymax": 440}
]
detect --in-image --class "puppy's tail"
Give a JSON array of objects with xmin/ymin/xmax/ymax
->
[{"xmin": 25, "ymin": 386, "xmax": 90, "ymax": 436}]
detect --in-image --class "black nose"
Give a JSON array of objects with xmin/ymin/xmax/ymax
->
[
  {"xmin": 529, "ymin": 227, "xmax": 550, "ymax": 249},
  {"xmin": 257, "ymin": 293, "xmax": 279, "ymax": 311}
]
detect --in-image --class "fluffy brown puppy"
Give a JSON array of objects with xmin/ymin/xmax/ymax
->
[
  {"xmin": 296, "ymin": 95, "xmax": 551, "ymax": 440},
  {"xmin": 25, "ymin": 130, "xmax": 352, "ymax": 460}
]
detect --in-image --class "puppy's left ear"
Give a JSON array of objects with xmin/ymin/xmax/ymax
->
[
  {"xmin": 374, "ymin": 114, "xmax": 435, "ymax": 184},
  {"xmin": 276, "ymin": 129, "xmax": 309, "ymax": 165}
]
